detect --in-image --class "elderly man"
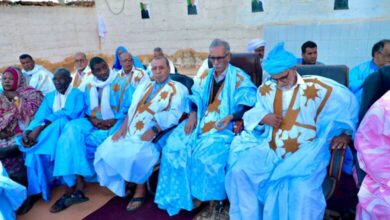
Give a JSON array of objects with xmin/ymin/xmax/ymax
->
[
  {"xmin": 19, "ymin": 54, "xmax": 55, "ymax": 95},
  {"xmin": 50, "ymin": 57, "xmax": 133, "ymax": 213},
  {"xmin": 354, "ymin": 90, "xmax": 390, "ymax": 219},
  {"xmin": 349, "ymin": 39, "xmax": 390, "ymax": 105},
  {"xmin": 225, "ymin": 42, "xmax": 358, "ymax": 220},
  {"xmin": 297, "ymin": 41, "xmax": 323, "ymax": 65},
  {"xmin": 247, "ymin": 38, "xmax": 266, "ymax": 61},
  {"xmin": 155, "ymin": 39, "xmax": 257, "ymax": 216},
  {"xmin": 118, "ymin": 52, "xmax": 150, "ymax": 89},
  {"xmin": 94, "ymin": 56, "xmax": 188, "ymax": 211},
  {"xmin": 16, "ymin": 68, "xmax": 84, "ymax": 204},
  {"xmin": 71, "ymin": 52, "xmax": 93, "ymax": 92}
]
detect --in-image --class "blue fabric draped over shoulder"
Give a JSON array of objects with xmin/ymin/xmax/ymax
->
[{"xmin": 113, "ymin": 46, "xmax": 145, "ymax": 71}]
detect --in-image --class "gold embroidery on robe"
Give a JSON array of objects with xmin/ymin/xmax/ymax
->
[
  {"xmin": 259, "ymin": 84, "xmax": 272, "ymax": 96},
  {"xmin": 201, "ymin": 81, "xmax": 225, "ymax": 134}
]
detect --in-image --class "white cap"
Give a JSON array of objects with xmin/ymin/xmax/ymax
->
[{"xmin": 247, "ymin": 39, "xmax": 266, "ymax": 52}]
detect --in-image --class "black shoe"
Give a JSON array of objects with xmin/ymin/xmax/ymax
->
[
  {"xmin": 16, "ymin": 194, "xmax": 41, "ymax": 215},
  {"xmin": 215, "ymin": 200, "xmax": 225, "ymax": 213}
]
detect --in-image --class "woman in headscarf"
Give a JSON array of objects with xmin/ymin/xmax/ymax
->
[
  {"xmin": 112, "ymin": 46, "xmax": 145, "ymax": 72},
  {"xmin": 0, "ymin": 66, "xmax": 43, "ymax": 177}
]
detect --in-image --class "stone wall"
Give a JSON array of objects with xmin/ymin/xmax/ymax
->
[{"xmin": 0, "ymin": 5, "xmax": 98, "ymax": 69}]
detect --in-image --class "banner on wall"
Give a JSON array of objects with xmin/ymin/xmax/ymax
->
[
  {"xmin": 251, "ymin": 0, "xmax": 263, "ymax": 12},
  {"xmin": 187, "ymin": 0, "xmax": 198, "ymax": 15},
  {"xmin": 140, "ymin": 1, "xmax": 150, "ymax": 19}
]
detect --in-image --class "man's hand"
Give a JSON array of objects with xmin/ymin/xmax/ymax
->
[
  {"xmin": 27, "ymin": 126, "xmax": 44, "ymax": 144},
  {"xmin": 184, "ymin": 112, "xmax": 197, "ymax": 135},
  {"xmin": 141, "ymin": 129, "xmax": 156, "ymax": 141},
  {"xmin": 215, "ymin": 115, "xmax": 233, "ymax": 131},
  {"xmin": 260, "ymin": 114, "xmax": 283, "ymax": 128},
  {"xmin": 99, "ymin": 119, "xmax": 117, "ymax": 130},
  {"xmin": 331, "ymin": 134, "xmax": 352, "ymax": 150},
  {"xmin": 233, "ymin": 120, "xmax": 244, "ymax": 134},
  {"xmin": 21, "ymin": 131, "xmax": 32, "ymax": 147},
  {"xmin": 89, "ymin": 117, "xmax": 102, "ymax": 128}
]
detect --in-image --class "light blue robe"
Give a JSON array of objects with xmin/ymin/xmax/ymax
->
[
  {"xmin": 349, "ymin": 59, "xmax": 379, "ymax": 105},
  {"xmin": 155, "ymin": 64, "xmax": 257, "ymax": 216},
  {"xmin": 16, "ymin": 88, "xmax": 84, "ymax": 201},
  {"xmin": 53, "ymin": 76, "xmax": 133, "ymax": 187},
  {"xmin": 225, "ymin": 75, "xmax": 358, "ymax": 220},
  {"xmin": 0, "ymin": 162, "xmax": 27, "ymax": 220}
]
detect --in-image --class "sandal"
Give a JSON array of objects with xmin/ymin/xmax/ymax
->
[
  {"xmin": 50, "ymin": 194, "xmax": 71, "ymax": 213},
  {"xmin": 50, "ymin": 190, "xmax": 89, "ymax": 213},
  {"xmin": 126, "ymin": 196, "xmax": 146, "ymax": 211}
]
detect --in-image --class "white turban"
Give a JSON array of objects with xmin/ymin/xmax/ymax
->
[{"xmin": 247, "ymin": 39, "xmax": 266, "ymax": 52}]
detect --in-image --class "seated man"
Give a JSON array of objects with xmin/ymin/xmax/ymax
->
[
  {"xmin": 155, "ymin": 39, "xmax": 257, "ymax": 216},
  {"xmin": 0, "ymin": 161, "xmax": 27, "ymax": 220},
  {"xmin": 71, "ymin": 52, "xmax": 94, "ymax": 92},
  {"xmin": 17, "ymin": 68, "xmax": 84, "ymax": 203},
  {"xmin": 225, "ymin": 43, "xmax": 358, "ymax": 220},
  {"xmin": 19, "ymin": 54, "xmax": 55, "ymax": 95},
  {"xmin": 247, "ymin": 38, "xmax": 266, "ymax": 61},
  {"xmin": 296, "ymin": 41, "xmax": 323, "ymax": 65},
  {"xmin": 50, "ymin": 57, "xmax": 133, "ymax": 213},
  {"xmin": 147, "ymin": 47, "xmax": 176, "ymax": 77},
  {"xmin": 94, "ymin": 56, "xmax": 188, "ymax": 211},
  {"xmin": 354, "ymin": 90, "xmax": 390, "ymax": 219},
  {"xmin": 117, "ymin": 52, "xmax": 150, "ymax": 89},
  {"xmin": 349, "ymin": 39, "xmax": 390, "ymax": 105}
]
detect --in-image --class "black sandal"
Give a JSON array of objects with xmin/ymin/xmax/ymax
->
[
  {"xmin": 126, "ymin": 196, "xmax": 146, "ymax": 211},
  {"xmin": 50, "ymin": 190, "xmax": 89, "ymax": 213},
  {"xmin": 50, "ymin": 194, "xmax": 71, "ymax": 213}
]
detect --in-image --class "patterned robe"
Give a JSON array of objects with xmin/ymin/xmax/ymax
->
[
  {"xmin": 225, "ymin": 74, "xmax": 358, "ymax": 220},
  {"xmin": 355, "ymin": 91, "xmax": 390, "ymax": 219},
  {"xmin": 155, "ymin": 64, "xmax": 257, "ymax": 216},
  {"xmin": 94, "ymin": 80, "xmax": 187, "ymax": 197}
]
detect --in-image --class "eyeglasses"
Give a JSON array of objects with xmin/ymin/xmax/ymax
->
[
  {"xmin": 379, "ymin": 51, "xmax": 390, "ymax": 59},
  {"xmin": 208, "ymin": 53, "xmax": 229, "ymax": 62},
  {"xmin": 122, "ymin": 59, "xmax": 133, "ymax": 63},
  {"xmin": 75, "ymin": 59, "xmax": 86, "ymax": 63},
  {"xmin": 270, "ymin": 71, "xmax": 290, "ymax": 83}
]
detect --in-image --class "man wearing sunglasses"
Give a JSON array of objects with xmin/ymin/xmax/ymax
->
[
  {"xmin": 225, "ymin": 42, "xmax": 359, "ymax": 220},
  {"xmin": 155, "ymin": 39, "xmax": 257, "ymax": 216}
]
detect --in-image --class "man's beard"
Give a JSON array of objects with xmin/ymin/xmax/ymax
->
[{"xmin": 277, "ymin": 83, "xmax": 294, "ymax": 91}]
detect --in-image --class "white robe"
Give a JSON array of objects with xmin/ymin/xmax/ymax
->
[{"xmin": 94, "ymin": 79, "xmax": 188, "ymax": 197}]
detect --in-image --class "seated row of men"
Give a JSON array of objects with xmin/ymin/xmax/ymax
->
[{"xmin": 0, "ymin": 38, "xmax": 389, "ymax": 220}]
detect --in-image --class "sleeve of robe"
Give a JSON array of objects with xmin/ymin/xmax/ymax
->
[{"xmin": 154, "ymin": 83, "xmax": 189, "ymax": 130}]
